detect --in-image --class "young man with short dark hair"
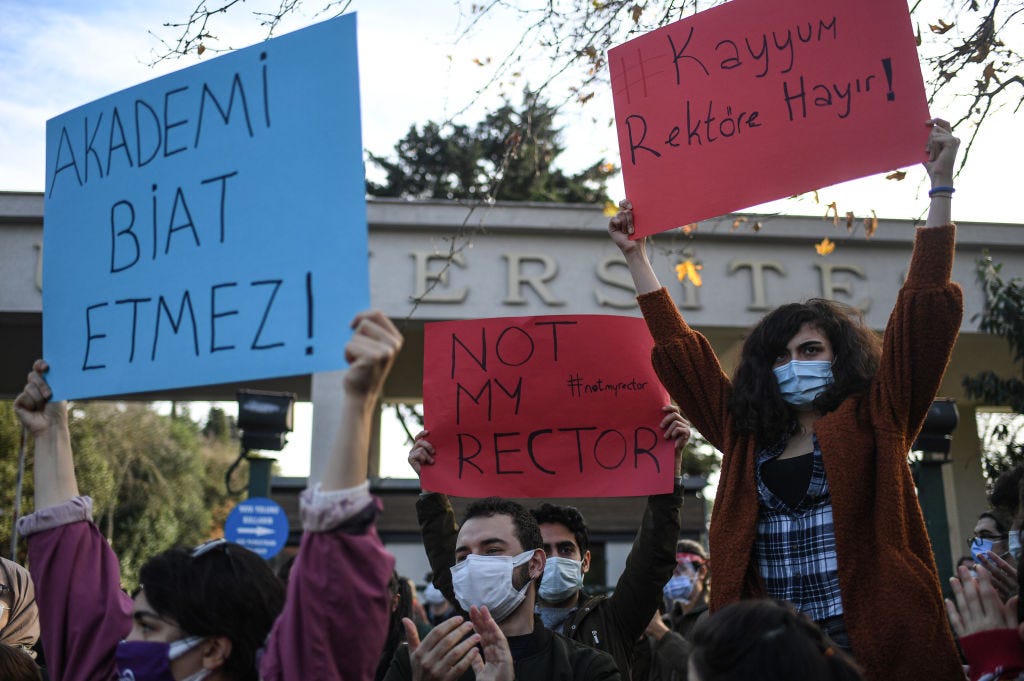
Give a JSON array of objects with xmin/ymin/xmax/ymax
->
[
  {"xmin": 409, "ymin": 406, "xmax": 690, "ymax": 679},
  {"xmin": 383, "ymin": 497, "xmax": 620, "ymax": 681}
]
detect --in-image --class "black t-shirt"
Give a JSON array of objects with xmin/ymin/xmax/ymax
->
[{"xmin": 760, "ymin": 451, "xmax": 813, "ymax": 509}]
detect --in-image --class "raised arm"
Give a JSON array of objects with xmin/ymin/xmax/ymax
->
[
  {"xmin": 321, "ymin": 310, "xmax": 403, "ymax": 491},
  {"xmin": 260, "ymin": 310, "xmax": 401, "ymax": 681},
  {"xmin": 607, "ymin": 203, "xmax": 736, "ymax": 451},
  {"xmin": 873, "ymin": 119, "xmax": 964, "ymax": 440},
  {"xmin": 608, "ymin": 200, "xmax": 662, "ymax": 295},
  {"xmin": 409, "ymin": 431, "xmax": 462, "ymax": 608},
  {"xmin": 602, "ymin": 419, "xmax": 685, "ymax": 652},
  {"xmin": 14, "ymin": 364, "xmax": 131, "ymax": 681}
]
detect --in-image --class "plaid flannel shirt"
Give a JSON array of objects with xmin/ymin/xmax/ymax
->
[{"xmin": 753, "ymin": 434, "xmax": 844, "ymax": 623}]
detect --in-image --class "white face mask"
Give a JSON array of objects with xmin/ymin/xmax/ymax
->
[
  {"xmin": 450, "ymin": 550, "xmax": 537, "ymax": 623},
  {"xmin": 538, "ymin": 556, "xmax": 584, "ymax": 603}
]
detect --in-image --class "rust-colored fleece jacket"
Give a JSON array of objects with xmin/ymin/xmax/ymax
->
[{"xmin": 636, "ymin": 224, "xmax": 964, "ymax": 681}]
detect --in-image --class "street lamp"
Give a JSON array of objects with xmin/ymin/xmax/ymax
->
[
  {"xmin": 912, "ymin": 398, "xmax": 959, "ymax": 463},
  {"xmin": 226, "ymin": 390, "xmax": 296, "ymax": 498},
  {"xmin": 911, "ymin": 397, "xmax": 959, "ymax": 597}
]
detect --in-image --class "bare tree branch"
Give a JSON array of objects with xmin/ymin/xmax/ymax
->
[{"xmin": 147, "ymin": 0, "xmax": 352, "ymax": 64}]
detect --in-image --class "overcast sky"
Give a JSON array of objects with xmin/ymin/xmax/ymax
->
[{"xmin": 3, "ymin": 0, "xmax": 1018, "ymax": 477}]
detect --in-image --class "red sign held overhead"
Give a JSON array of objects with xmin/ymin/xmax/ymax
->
[
  {"xmin": 609, "ymin": 0, "xmax": 930, "ymax": 237},
  {"xmin": 422, "ymin": 315, "xmax": 674, "ymax": 498}
]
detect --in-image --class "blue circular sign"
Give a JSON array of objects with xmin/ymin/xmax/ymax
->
[{"xmin": 224, "ymin": 497, "xmax": 289, "ymax": 559}]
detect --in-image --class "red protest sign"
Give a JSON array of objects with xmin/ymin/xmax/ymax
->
[
  {"xmin": 422, "ymin": 315, "xmax": 674, "ymax": 498},
  {"xmin": 609, "ymin": 0, "xmax": 930, "ymax": 237}
]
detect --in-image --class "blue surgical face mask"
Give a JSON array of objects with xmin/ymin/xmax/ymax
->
[
  {"xmin": 773, "ymin": 360, "xmax": 833, "ymax": 407},
  {"xmin": 538, "ymin": 557, "xmax": 584, "ymax": 603},
  {"xmin": 970, "ymin": 537, "xmax": 994, "ymax": 563},
  {"xmin": 663, "ymin": 575, "xmax": 694, "ymax": 603},
  {"xmin": 1010, "ymin": 531, "xmax": 1022, "ymax": 561}
]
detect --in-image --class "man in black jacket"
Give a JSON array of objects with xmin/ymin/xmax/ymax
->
[
  {"xmin": 409, "ymin": 407, "xmax": 689, "ymax": 680},
  {"xmin": 384, "ymin": 497, "xmax": 619, "ymax": 681}
]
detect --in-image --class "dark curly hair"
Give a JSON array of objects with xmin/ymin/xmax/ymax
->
[
  {"xmin": 689, "ymin": 600, "xmax": 864, "ymax": 681},
  {"xmin": 139, "ymin": 542, "xmax": 286, "ymax": 681},
  {"xmin": 463, "ymin": 497, "xmax": 543, "ymax": 554},
  {"xmin": 729, "ymin": 299, "xmax": 881, "ymax": 447},
  {"xmin": 531, "ymin": 503, "xmax": 590, "ymax": 553}
]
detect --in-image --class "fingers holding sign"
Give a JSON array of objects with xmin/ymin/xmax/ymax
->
[
  {"xmin": 660, "ymin": 404, "xmax": 692, "ymax": 450},
  {"xmin": 606, "ymin": 198, "xmax": 661, "ymax": 295},
  {"xmin": 409, "ymin": 430, "xmax": 436, "ymax": 477},
  {"xmin": 923, "ymin": 118, "xmax": 959, "ymax": 184},
  {"xmin": 661, "ymin": 404, "xmax": 692, "ymax": 478}
]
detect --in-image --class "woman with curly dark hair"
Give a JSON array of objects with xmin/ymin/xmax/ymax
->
[
  {"xmin": 729, "ymin": 299, "xmax": 881, "ymax": 449},
  {"xmin": 607, "ymin": 119, "xmax": 964, "ymax": 681}
]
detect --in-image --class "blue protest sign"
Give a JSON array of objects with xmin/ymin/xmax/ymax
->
[
  {"xmin": 43, "ymin": 14, "xmax": 368, "ymax": 399},
  {"xmin": 224, "ymin": 496, "xmax": 290, "ymax": 559}
]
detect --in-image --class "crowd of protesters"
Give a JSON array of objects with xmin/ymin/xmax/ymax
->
[{"xmin": 4, "ymin": 119, "xmax": 1023, "ymax": 681}]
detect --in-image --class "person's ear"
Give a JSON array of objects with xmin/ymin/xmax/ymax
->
[
  {"xmin": 581, "ymin": 550, "xmax": 592, "ymax": 575},
  {"xmin": 529, "ymin": 549, "xmax": 546, "ymax": 580},
  {"xmin": 201, "ymin": 636, "xmax": 232, "ymax": 670}
]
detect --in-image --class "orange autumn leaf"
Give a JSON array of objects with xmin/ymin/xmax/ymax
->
[
  {"xmin": 680, "ymin": 223, "xmax": 699, "ymax": 235},
  {"xmin": 603, "ymin": 201, "xmax": 619, "ymax": 218},
  {"xmin": 886, "ymin": 170, "xmax": 907, "ymax": 181},
  {"xmin": 815, "ymin": 238, "xmax": 836, "ymax": 256},
  {"xmin": 845, "ymin": 211, "xmax": 855, "ymax": 231},
  {"xmin": 631, "ymin": 4, "xmax": 644, "ymax": 22},
  {"xmin": 197, "ymin": 43, "xmax": 206, "ymax": 56},
  {"xmin": 675, "ymin": 261, "xmax": 703, "ymax": 287},
  {"xmin": 731, "ymin": 217, "xmax": 748, "ymax": 230},
  {"xmin": 929, "ymin": 19, "xmax": 955, "ymax": 34}
]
